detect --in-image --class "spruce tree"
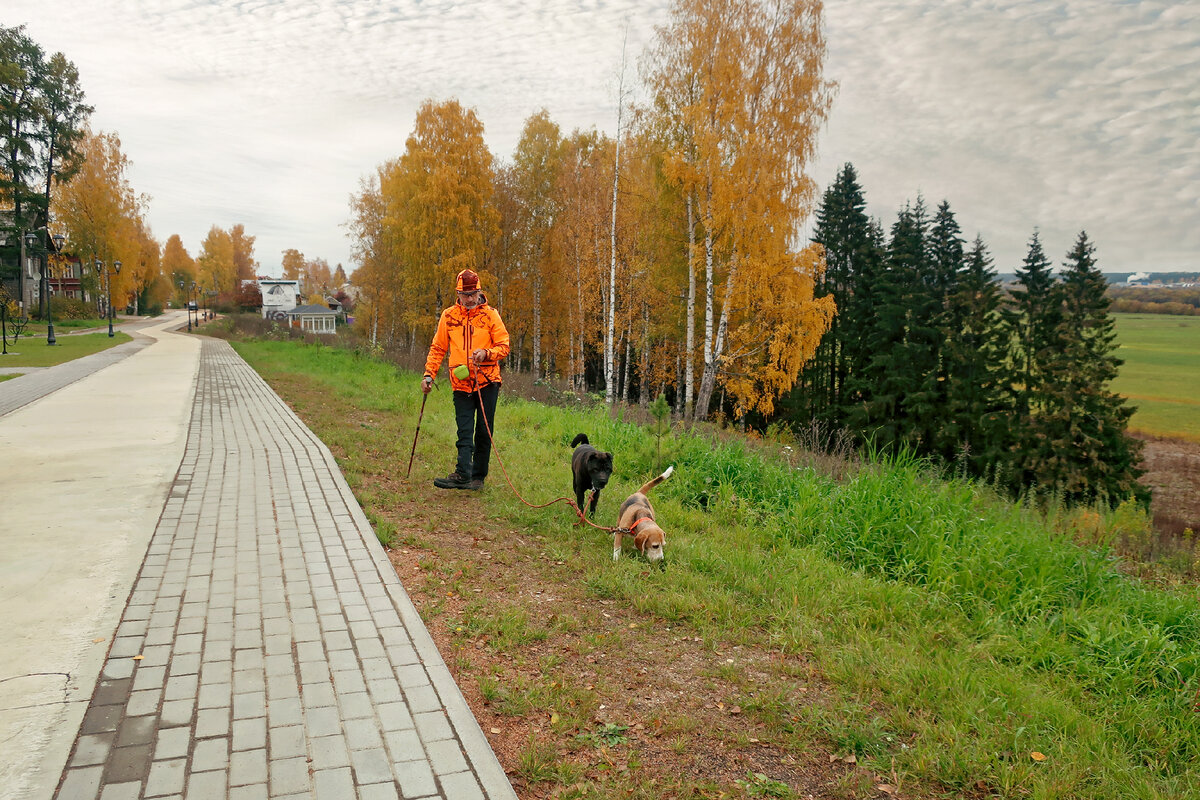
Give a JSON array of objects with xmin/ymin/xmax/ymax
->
[
  {"xmin": 915, "ymin": 201, "xmax": 965, "ymax": 461},
  {"xmin": 1034, "ymin": 233, "xmax": 1145, "ymax": 504},
  {"xmin": 1007, "ymin": 231, "xmax": 1060, "ymax": 419},
  {"xmin": 845, "ymin": 198, "xmax": 931, "ymax": 452},
  {"xmin": 793, "ymin": 162, "xmax": 879, "ymax": 428},
  {"xmin": 941, "ymin": 236, "xmax": 1012, "ymax": 477}
]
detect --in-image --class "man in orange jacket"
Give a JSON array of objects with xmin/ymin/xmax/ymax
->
[{"xmin": 422, "ymin": 269, "xmax": 512, "ymax": 490}]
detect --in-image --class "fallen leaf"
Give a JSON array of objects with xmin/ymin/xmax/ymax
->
[
  {"xmin": 92, "ymin": 638, "xmax": 106, "ymax": 643},
  {"xmin": 1030, "ymin": 751, "xmax": 1047, "ymax": 762},
  {"xmin": 728, "ymin": 705, "xmax": 742, "ymax": 714},
  {"xmin": 550, "ymin": 712, "xmax": 560, "ymax": 725},
  {"xmin": 490, "ymin": 728, "xmax": 501, "ymax": 734},
  {"xmin": 843, "ymin": 754, "xmax": 858, "ymax": 764},
  {"xmin": 877, "ymin": 784, "xmax": 896, "ymax": 795},
  {"xmin": 132, "ymin": 654, "xmax": 144, "ymax": 660}
]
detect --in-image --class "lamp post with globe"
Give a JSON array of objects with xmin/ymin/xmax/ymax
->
[
  {"xmin": 96, "ymin": 258, "xmax": 123, "ymax": 337},
  {"xmin": 23, "ymin": 229, "xmax": 65, "ymax": 346}
]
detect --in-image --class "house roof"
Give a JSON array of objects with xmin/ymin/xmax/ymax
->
[{"xmin": 288, "ymin": 304, "xmax": 336, "ymax": 316}]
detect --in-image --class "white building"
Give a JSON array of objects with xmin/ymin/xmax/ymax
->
[
  {"xmin": 287, "ymin": 304, "xmax": 338, "ymax": 335},
  {"xmin": 259, "ymin": 279, "xmax": 300, "ymax": 320}
]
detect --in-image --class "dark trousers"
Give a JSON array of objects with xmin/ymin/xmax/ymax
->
[{"xmin": 453, "ymin": 382, "xmax": 499, "ymax": 480}]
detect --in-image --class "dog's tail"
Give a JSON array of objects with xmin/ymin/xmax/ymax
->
[
  {"xmin": 637, "ymin": 465, "xmax": 674, "ymax": 495},
  {"xmin": 570, "ymin": 433, "xmax": 590, "ymax": 447}
]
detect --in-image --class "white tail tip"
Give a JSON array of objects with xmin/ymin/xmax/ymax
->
[{"xmin": 663, "ymin": 465, "xmax": 674, "ymax": 479}]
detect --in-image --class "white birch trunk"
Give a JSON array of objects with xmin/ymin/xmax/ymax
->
[
  {"xmin": 694, "ymin": 180, "xmax": 716, "ymax": 421},
  {"xmin": 370, "ymin": 291, "xmax": 378, "ymax": 347},
  {"xmin": 575, "ymin": 243, "xmax": 585, "ymax": 391},
  {"xmin": 640, "ymin": 303, "xmax": 650, "ymax": 406},
  {"xmin": 533, "ymin": 274, "xmax": 542, "ymax": 380},
  {"xmin": 685, "ymin": 192, "xmax": 697, "ymax": 419},
  {"xmin": 605, "ymin": 143, "xmax": 620, "ymax": 403},
  {"xmin": 621, "ymin": 330, "xmax": 631, "ymax": 403},
  {"xmin": 605, "ymin": 30, "xmax": 628, "ymax": 405},
  {"xmin": 694, "ymin": 250, "xmax": 737, "ymax": 421}
]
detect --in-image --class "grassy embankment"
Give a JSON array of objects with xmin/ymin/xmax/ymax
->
[
  {"xmin": 1112, "ymin": 313, "xmax": 1200, "ymax": 441},
  {"xmin": 234, "ymin": 335, "xmax": 1200, "ymax": 800}
]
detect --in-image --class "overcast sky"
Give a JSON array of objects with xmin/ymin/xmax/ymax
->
[{"xmin": 8, "ymin": 0, "xmax": 1198, "ymax": 276}]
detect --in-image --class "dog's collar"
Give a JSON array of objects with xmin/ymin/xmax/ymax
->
[{"xmin": 627, "ymin": 516, "xmax": 652, "ymax": 536}]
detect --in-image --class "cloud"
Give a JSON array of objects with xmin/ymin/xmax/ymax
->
[
  {"xmin": 9, "ymin": 0, "xmax": 1198, "ymax": 274},
  {"xmin": 814, "ymin": 0, "xmax": 1200, "ymax": 272}
]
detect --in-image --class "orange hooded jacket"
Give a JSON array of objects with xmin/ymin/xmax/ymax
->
[{"xmin": 423, "ymin": 274, "xmax": 511, "ymax": 392}]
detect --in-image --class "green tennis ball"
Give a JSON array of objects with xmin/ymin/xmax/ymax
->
[{"xmin": 453, "ymin": 364, "xmax": 470, "ymax": 380}]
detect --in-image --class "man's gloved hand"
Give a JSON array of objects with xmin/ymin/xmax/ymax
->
[{"xmin": 421, "ymin": 375, "xmax": 433, "ymax": 394}]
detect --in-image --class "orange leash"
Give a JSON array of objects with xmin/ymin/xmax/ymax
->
[
  {"xmin": 455, "ymin": 311, "xmax": 623, "ymax": 534},
  {"xmin": 468, "ymin": 381, "xmax": 622, "ymax": 533}
]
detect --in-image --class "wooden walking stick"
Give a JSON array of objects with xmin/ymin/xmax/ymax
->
[{"xmin": 406, "ymin": 389, "xmax": 431, "ymax": 479}]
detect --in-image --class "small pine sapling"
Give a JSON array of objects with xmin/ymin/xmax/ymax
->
[{"xmin": 650, "ymin": 394, "xmax": 671, "ymax": 471}]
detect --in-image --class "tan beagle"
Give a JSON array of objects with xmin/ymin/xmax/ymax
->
[{"xmin": 614, "ymin": 466, "xmax": 674, "ymax": 563}]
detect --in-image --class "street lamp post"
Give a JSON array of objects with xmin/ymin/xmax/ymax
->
[
  {"xmin": 24, "ymin": 229, "xmax": 65, "ymax": 346},
  {"xmin": 97, "ymin": 259, "xmax": 123, "ymax": 337},
  {"xmin": 178, "ymin": 280, "xmax": 191, "ymax": 331}
]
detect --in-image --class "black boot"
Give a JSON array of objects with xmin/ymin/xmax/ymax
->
[{"xmin": 433, "ymin": 471, "xmax": 472, "ymax": 489}]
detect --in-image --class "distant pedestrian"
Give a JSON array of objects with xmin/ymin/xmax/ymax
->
[{"xmin": 422, "ymin": 269, "xmax": 511, "ymax": 490}]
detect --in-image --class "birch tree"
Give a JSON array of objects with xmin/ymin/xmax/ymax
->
[
  {"xmin": 196, "ymin": 225, "xmax": 234, "ymax": 294},
  {"xmin": 53, "ymin": 128, "xmax": 147, "ymax": 305},
  {"xmin": 605, "ymin": 31, "xmax": 633, "ymax": 403},
  {"xmin": 281, "ymin": 248, "xmax": 304, "ymax": 281},
  {"xmin": 230, "ymin": 223, "xmax": 257, "ymax": 282},
  {"xmin": 549, "ymin": 130, "xmax": 610, "ymax": 390},
  {"xmin": 645, "ymin": 0, "xmax": 835, "ymax": 421},
  {"xmin": 510, "ymin": 109, "xmax": 562, "ymax": 379},
  {"xmin": 162, "ymin": 234, "xmax": 196, "ymax": 304},
  {"xmin": 347, "ymin": 171, "xmax": 390, "ymax": 345},
  {"xmin": 381, "ymin": 98, "xmax": 498, "ymax": 339}
]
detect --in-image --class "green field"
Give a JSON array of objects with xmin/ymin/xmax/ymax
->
[{"xmin": 1111, "ymin": 313, "xmax": 1200, "ymax": 441}]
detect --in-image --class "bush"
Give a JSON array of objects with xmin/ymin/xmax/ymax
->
[{"xmin": 46, "ymin": 296, "xmax": 94, "ymax": 321}]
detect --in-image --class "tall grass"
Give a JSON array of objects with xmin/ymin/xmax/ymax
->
[{"xmin": 235, "ymin": 337, "xmax": 1200, "ymax": 799}]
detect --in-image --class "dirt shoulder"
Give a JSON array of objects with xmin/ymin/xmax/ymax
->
[
  {"xmin": 381, "ymin": 495, "xmax": 904, "ymax": 799},
  {"xmin": 1136, "ymin": 435, "xmax": 1200, "ymax": 536}
]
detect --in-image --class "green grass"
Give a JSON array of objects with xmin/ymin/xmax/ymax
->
[
  {"xmin": 0, "ymin": 331, "xmax": 131, "ymax": 367},
  {"xmin": 0, "ymin": 373, "xmax": 19, "ymax": 382},
  {"xmin": 1112, "ymin": 313, "xmax": 1200, "ymax": 441},
  {"xmin": 232, "ymin": 337, "xmax": 1200, "ymax": 799},
  {"xmin": 28, "ymin": 317, "xmax": 112, "ymax": 330}
]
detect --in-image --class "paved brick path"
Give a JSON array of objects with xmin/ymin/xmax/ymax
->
[{"xmin": 52, "ymin": 338, "xmax": 516, "ymax": 800}]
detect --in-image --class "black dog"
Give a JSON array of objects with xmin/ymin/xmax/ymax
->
[{"xmin": 570, "ymin": 433, "xmax": 613, "ymax": 519}]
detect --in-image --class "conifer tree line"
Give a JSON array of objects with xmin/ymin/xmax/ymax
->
[
  {"xmin": 347, "ymin": 0, "xmax": 837, "ymax": 424},
  {"xmin": 788, "ymin": 162, "xmax": 1145, "ymax": 506}
]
